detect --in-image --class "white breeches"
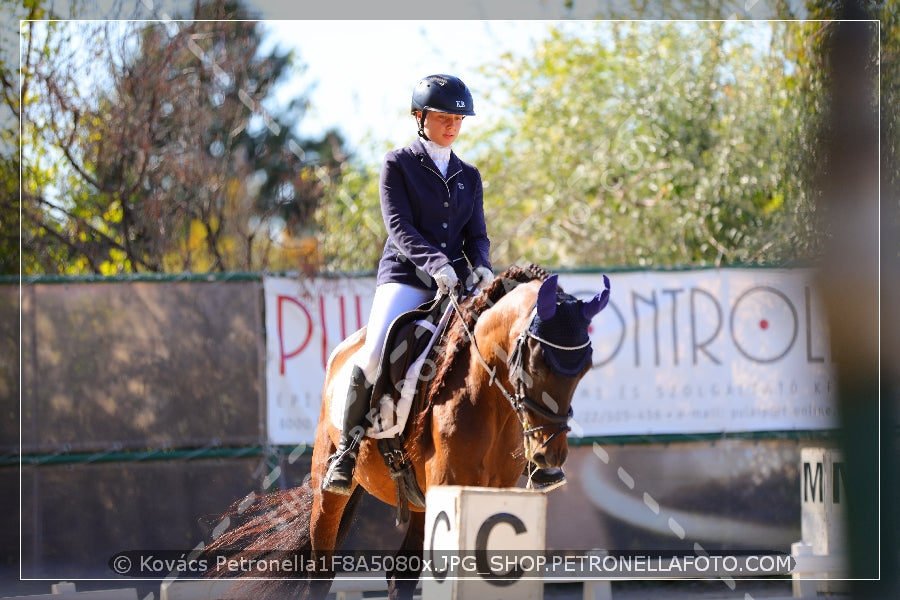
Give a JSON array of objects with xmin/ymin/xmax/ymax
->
[{"xmin": 352, "ymin": 283, "xmax": 434, "ymax": 380}]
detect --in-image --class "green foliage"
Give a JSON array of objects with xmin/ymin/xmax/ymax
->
[
  {"xmin": 473, "ymin": 21, "xmax": 824, "ymax": 269},
  {"xmin": 881, "ymin": 1, "xmax": 900, "ymax": 196},
  {"xmin": 313, "ymin": 155, "xmax": 385, "ymax": 274}
]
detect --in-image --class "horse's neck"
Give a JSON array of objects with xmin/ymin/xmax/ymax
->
[
  {"xmin": 420, "ymin": 283, "xmax": 531, "ymax": 401},
  {"xmin": 467, "ymin": 282, "xmax": 538, "ymax": 377}
]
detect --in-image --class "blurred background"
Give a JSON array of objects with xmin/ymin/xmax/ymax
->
[{"xmin": 2, "ymin": 0, "xmax": 896, "ymax": 598}]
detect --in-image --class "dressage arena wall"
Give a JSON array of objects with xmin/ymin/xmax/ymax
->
[{"xmin": 0, "ymin": 271, "xmax": 844, "ymax": 586}]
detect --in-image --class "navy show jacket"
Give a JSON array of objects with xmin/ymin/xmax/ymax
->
[{"xmin": 376, "ymin": 138, "xmax": 492, "ymax": 290}]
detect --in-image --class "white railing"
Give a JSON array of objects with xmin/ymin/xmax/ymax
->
[
  {"xmin": 157, "ymin": 574, "xmax": 419, "ymax": 600},
  {"xmin": 0, "ymin": 582, "xmax": 138, "ymax": 600}
]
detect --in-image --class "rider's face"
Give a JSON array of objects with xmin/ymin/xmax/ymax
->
[{"xmin": 417, "ymin": 111, "xmax": 464, "ymax": 147}]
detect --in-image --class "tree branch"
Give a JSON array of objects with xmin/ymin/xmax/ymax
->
[{"xmin": 24, "ymin": 191, "xmax": 158, "ymax": 272}]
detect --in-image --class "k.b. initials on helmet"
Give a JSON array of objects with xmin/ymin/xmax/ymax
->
[{"xmin": 410, "ymin": 74, "xmax": 475, "ymax": 116}]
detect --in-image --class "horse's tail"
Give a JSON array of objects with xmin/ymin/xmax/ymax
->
[{"xmin": 202, "ymin": 480, "xmax": 323, "ymax": 599}]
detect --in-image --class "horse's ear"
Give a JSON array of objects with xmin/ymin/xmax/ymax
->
[
  {"xmin": 582, "ymin": 274, "xmax": 611, "ymax": 320},
  {"xmin": 536, "ymin": 274, "xmax": 559, "ymax": 320}
]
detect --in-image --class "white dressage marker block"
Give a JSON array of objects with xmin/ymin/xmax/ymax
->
[
  {"xmin": 796, "ymin": 447, "xmax": 849, "ymax": 595},
  {"xmin": 423, "ymin": 486, "xmax": 547, "ymax": 600},
  {"xmin": 800, "ymin": 447, "xmax": 846, "ymax": 555}
]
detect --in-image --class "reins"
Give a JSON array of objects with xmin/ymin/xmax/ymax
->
[
  {"xmin": 447, "ymin": 292, "xmax": 520, "ymax": 409},
  {"xmin": 447, "ymin": 285, "xmax": 579, "ymax": 458}
]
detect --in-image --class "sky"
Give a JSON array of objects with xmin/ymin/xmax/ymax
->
[
  {"xmin": 256, "ymin": 20, "xmax": 777, "ymax": 162},
  {"xmin": 12, "ymin": 0, "xmax": 801, "ymax": 162},
  {"xmin": 17, "ymin": 9, "xmax": 783, "ymax": 167},
  {"xmin": 256, "ymin": 20, "xmax": 555, "ymax": 160}
]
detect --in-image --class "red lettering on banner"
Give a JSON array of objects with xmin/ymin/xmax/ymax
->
[
  {"xmin": 319, "ymin": 295, "xmax": 328, "ymax": 369},
  {"xmin": 277, "ymin": 295, "xmax": 313, "ymax": 375},
  {"xmin": 275, "ymin": 291, "xmax": 369, "ymax": 373}
]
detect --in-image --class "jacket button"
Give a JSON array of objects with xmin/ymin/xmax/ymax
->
[
  {"xmin": 440, "ymin": 242, "xmax": 447, "ymax": 248},
  {"xmin": 442, "ymin": 222, "xmax": 448, "ymax": 229},
  {"xmin": 443, "ymin": 202, "xmax": 449, "ymax": 207}
]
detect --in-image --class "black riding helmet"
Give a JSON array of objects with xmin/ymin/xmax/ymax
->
[{"xmin": 410, "ymin": 74, "xmax": 475, "ymax": 140}]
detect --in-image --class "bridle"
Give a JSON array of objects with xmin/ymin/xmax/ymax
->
[
  {"xmin": 507, "ymin": 308, "xmax": 578, "ymax": 448},
  {"xmin": 448, "ymin": 290, "xmax": 586, "ymax": 453}
]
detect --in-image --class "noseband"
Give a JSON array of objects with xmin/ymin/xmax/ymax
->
[
  {"xmin": 449, "ymin": 294, "xmax": 586, "ymax": 451},
  {"xmin": 508, "ymin": 308, "xmax": 580, "ymax": 448}
]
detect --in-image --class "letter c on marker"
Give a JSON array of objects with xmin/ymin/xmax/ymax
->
[
  {"xmin": 475, "ymin": 512, "xmax": 528, "ymax": 586},
  {"xmin": 429, "ymin": 510, "xmax": 451, "ymax": 582}
]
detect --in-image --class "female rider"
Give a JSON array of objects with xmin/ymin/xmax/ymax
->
[{"xmin": 323, "ymin": 74, "xmax": 564, "ymax": 494}]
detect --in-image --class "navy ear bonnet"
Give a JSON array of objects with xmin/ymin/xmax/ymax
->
[
  {"xmin": 531, "ymin": 294, "xmax": 594, "ymax": 377},
  {"xmin": 529, "ymin": 273, "xmax": 610, "ymax": 378}
]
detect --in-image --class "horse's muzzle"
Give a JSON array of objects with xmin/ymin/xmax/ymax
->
[{"xmin": 530, "ymin": 443, "xmax": 568, "ymax": 469}]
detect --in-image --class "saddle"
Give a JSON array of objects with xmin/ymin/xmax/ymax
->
[
  {"xmin": 369, "ymin": 293, "xmax": 450, "ymax": 413},
  {"xmin": 367, "ymin": 294, "xmax": 453, "ymax": 523}
]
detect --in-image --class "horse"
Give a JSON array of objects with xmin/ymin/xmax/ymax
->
[{"xmin": 204, "ymin": 264, "xmax": 610, "ymax": 600}]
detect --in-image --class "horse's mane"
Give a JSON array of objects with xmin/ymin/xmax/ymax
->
[
  {"xmin": 412, "ymin": 264, "xmax": 550, "ymax": 441},
  {"xmin": 432, "ymin": 263, "xmax": 550, "ymax": 393}
]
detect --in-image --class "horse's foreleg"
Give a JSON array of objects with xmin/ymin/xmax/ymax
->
[{"xmin": 387, "ymin": 510, "xmax": 425, "ymax": 600}]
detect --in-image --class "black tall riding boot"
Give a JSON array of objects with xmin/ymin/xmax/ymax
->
[{"xmin": 322, "ymin": 365, "xmax": 372, "ymax": 495}]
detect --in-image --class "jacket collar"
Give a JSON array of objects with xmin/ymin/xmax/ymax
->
[{"xmin": 410, "ymin": 138, "xmax": 462, "ymax": 178}]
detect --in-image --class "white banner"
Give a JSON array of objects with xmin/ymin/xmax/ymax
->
[
  {"xmin": 264, "ymin": 276, "xmax": 374, "ymax": 445},
  {"xmin": 561, "ymin": 269, "xmax": 837, "ymax": 437},
  {"xmin": 264, "ymin": 269, "xmax": 837, "ymax": 444}
]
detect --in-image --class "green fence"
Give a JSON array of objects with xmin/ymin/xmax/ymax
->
[{"xmin": 1, "ymin": 274, "xmax": 846, "ymax": 581}]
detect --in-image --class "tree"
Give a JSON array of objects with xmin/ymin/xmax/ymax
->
[
  {"xmin": 787, "ymin": 0, "xmax": 898, "ymax": 248},
  {"xmin": 578, "ymin": 0, "xmax": 896, "ymax": 260},
  {"xmin": 0, "ymin": 0, "xmax": 51, "ymax": 275},
  {"xmin": 471, "ymin": 21, "xmax": 821, "ymax": 269},
  {"xmin": 313, "ymin": 156, "xmax": 385, "ymax": 274},
  {"xmin": 19, "ymin": 0, "xmax": 344, "ymax": 275}
]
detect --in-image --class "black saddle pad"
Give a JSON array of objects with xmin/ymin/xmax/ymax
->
[{"xmin": 369, "ymin": 294, "xmax": 451, "ymax": 411}]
